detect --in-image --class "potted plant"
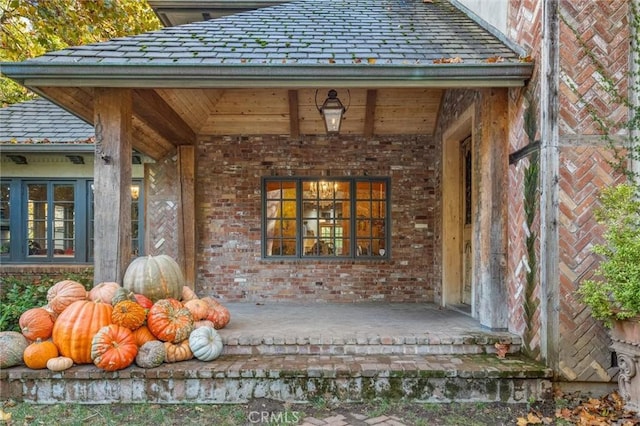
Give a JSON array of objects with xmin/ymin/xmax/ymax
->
[{"xmin": 578, "ymin": 182, "xmax": 640, "ymax": 412}]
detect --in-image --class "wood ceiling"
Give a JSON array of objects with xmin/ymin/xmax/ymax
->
[{"xmin": 39, "ymin": 87, "xmax": 444, "ymax": 161}]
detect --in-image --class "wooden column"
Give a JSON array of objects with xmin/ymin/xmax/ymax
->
[
  {"xmin": 93, "ymin": 88, "xmax": 132, "ymax": 284},
  {"xmin": 476, "ymin": 87, "xmax": 509, "ymax": 330},
  {"xmin": 177, "ymin": 145, "xmax": 196, "ymax": 288}
]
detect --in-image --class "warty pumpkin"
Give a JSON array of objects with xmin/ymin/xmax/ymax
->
[
  {"xmin": 23, "ymin": 339, "xmax": 59, "ymax": 370},
  {"xmin": 135, "ymin": 340, "xmax": 166, "ymax": 368},
  {"xmin": 91, "ymin": 324, "xmax": 138, "ymax": 371},
  {"xmin": 111, "ymin": 300, "xmax": 147, "ymax": 330},
  {"xmin": 52, "ymin": 300, "xmax": 113, "ymax": 364},
  {"xmin": 202, "ymin": 297, "xmax": 231, "ymax": 329},
  {"xmin": 0, "ymin": 331, "xmax": 29, "ymax": 368},
  {"xmin": 19, "ymin": 307, "xmax": 56, "ymax": 341},
  {"xmin": 46, "ymin": 280, "xmax": 88, "ymax": 315},
  {"xmin": 88, "ymin": 281, "xmax": 121, "ymax": 304},
  {"xmin": 163, "ymin": 340, "xmax": 193, "ymax": 363},
  {"xmin": 46, "ymin": 356, "xmax": 74, "ymax": 372},
  {"xmin": 189, "ymin": 326, "xmax": 224, "ymax": 362},
  {"xmin": 111, "ymin": 287, "xmax": 137, "ymax": 305},
  {"xmin": 146, "ymin": 298, "xmax": 194, "ymax": 343},
  {"xmin": 123, "ymin": 255, "xmax": 184, "ymax": 302}
]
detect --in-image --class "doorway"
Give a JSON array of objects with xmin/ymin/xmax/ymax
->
[{"xmin": 442, "ymin": 108, "xmax": 475, "ymax": 316}]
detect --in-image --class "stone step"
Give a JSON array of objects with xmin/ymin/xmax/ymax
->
[{"xmin": 1, "ymin": 353, "xmax": 552, "ymax": 404}]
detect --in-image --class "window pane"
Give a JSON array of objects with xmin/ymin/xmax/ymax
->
[
  {"xmin": 265, "ymin": 180, "xmax": 297, "ymax": 256},
  {"xmin": 53, "ymin": 184, "xmax": 74, "ymax": 257},
  {"xmin": 0, "ymin": 183, "xmax": 9, "ymax": 257},
  {"xmin": 27, "ymin": 184, "xmax": 48, "ymax": 256}
]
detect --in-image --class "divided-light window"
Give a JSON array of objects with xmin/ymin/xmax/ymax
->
[{"xmin": 263, "ymin": 178, "xmax": 389, "ymax": 259}]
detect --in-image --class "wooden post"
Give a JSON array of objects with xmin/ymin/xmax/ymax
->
[
  {"xmin": 476, "ymin": 87, "xmax": 509, "ymax": 330},
  {"xmin": 177, "ymin": 145, "xmax": 196, "ymax": 288},
  {"xmin": 93, "ymin": 88, "xmax": 132, "ymax": 284}
]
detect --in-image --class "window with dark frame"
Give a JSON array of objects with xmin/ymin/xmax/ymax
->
[
  {"xmin": 0, "ymin": 178, "xmax": 143, "ymax": 263},
  {"xmin": 263, "ymin": 177, "xmax": 389, "ymax": 259}
]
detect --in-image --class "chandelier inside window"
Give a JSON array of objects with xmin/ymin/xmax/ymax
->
[{"xmin": 308, "ymin": 181, "xmax": 336, "ymax": 199}]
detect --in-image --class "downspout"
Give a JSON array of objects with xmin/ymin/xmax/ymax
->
[{"xmin": 539, "ymin": 0, "xmax": 560, "ymax": 372}]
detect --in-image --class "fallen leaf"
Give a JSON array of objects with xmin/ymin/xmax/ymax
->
[
  {"xmin": 516, "ymin": 416, "xmax": 529, "ymax": 426},
  {"xmin": 527, "ymin": 412, "xmax": 543, "ymax": 424},
  {"xmin": 486, "ymin": 56, "xmax": 505, "ymax": 63},
  {"xmin": 0, "ymin": 410, "xmax": 11, "ymax": 422},
  {"xmin": 433, "ymin": 57, "xmax": 463, "ymax": 64},
  {"xmin": 367, "ymin": 58, "xmax": 376, "ymax": 64}
]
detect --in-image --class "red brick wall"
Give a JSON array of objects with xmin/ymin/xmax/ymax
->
[{"xmin": 193, "ymin": 134, "xmax": 439, "ymax": 303}]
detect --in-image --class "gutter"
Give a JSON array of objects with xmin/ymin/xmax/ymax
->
[
  {"xmin": 0, "ymin": 144, "xmax": 94, "ymax": 154},
  {"xmin": 1, "ymin": 62, "xmax": 534, "ymax": 89}
]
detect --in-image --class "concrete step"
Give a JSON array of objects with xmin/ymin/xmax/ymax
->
[{"xmin": 1, "ymin": 353, "xmax": 552, "ymax": 404}]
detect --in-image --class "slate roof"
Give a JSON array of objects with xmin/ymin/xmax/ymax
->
[
  {"xmin": 2, "ymin": 0, "xmax": 532, "ymax": 88},
  {"xmin": 0, "ymin": 98, "xmax": 93, "ymax": 144}
]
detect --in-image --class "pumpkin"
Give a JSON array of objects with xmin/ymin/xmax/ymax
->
[
  {"xmin": 47, "ymin": 356, "xmax": 74, "ymax": 372},
  {"xmin": 194, "ymin": 320, "xmax": 216, "ymax": 329},
  {"xmin": 132, "ymin": 325, "xmax": 157, "ymax": 347},
  {"xmin": 146, "ymin": 298, "xmax": 194, "ymax": 343},
  {"xmin": 111, "ymin": 287, "xmax": 137, "ymax": 305},
  {"xmin": 0, "ymin": 331, "xmax": 29, "ymax": 368},
  {"xmin": 52, "ymin": 300, "xmax": 113, "ymax": 364},
  {"xmin": 202, "ymin": 297, "xmax": 231, "ymax": 329},
  {"xmin": 23, "ymin": 339, "xmax": 59, "ymax": 370},
  {"xmin": 123, "ymin": 255, "xmax": 184, "ymax": 302},
  {"xmin": 181, "ymin": 286, "xmax": 198, "ymax": 302},
  {"xmin": 135, "ymin": 340, "xmax": 166, "ymax": 368},
  {"xmin": 134, "ymin": 293, "xmax": 153, "ymax": 309},
  {"xmin": 19, "ymin": 307, "xmax": 56, "ymax": 341},
  {"xmin": 91, "ymin": 324, "xmax": 138, "ymax": 371},
  {"xmin": 163, "ymin": 340, "xmax": 193, "ymax": 363},
  {"xmin": 184, "ymin": 299, "xmax": 209, "ymax": 321},
  {"xmin": 47, "ymin": 280, "xmax": 88, "ymax": 314},
  {"xmin": 189, "ymin": 326, "xmax": 224, "ymax": 362},
  {"xmin": 112, "ymin": 300, "xmax": 147, "ymax": 330},
  {"xmin": 88, "ymin": 281, "xmax": 121, "ymax": 304}
]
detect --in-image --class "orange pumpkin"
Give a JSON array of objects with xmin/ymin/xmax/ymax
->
[
  {"xmin": 132, "ymin": 325, "xmax": 156, "ymax": 347},
  {"xmin": 23, "ymin": 339, "xmax": 59, "ymax": 370},
  {"xmin": 88, "ymin": 281, "xmax": 121, "ymax": 304},
  {"xmin": 19, "ymin": 307, "xmax": 56, "ymax": 341},
  {"xmin": 202, "ymin": 297, "xmax": 231, "ymax": 329},
  {"xmin": 147, "ymin": 298, "xmax": 194, "ymax": 343},
  {"xmin": 111, "ymin": 300, "xmax": 147, "ymax": 330},
  {"xmin": 52, "ymin": 300, "xmax": 113, "ymax": 364},
  {"xmin": 134, "ymin": 294, "xmax": 153, "ymax": 309},
  {"xmin": 184, "ymin": 299, "xmax": 209, "ymax": 321},
  {"xmin": 91, "ymin": 324, "xmax": 138, "ymax": 371},
  {"xmin": 47, "ymin": 280, "xmax": 87, "ymax": 315},
  {"xmin": 163, "ymin": 340, "xmax": 193, "ymax": 363}
]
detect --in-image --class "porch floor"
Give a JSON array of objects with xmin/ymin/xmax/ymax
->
[{"xmin": 219, "ymin": 302, "xmax": 520, "ymax": 356}]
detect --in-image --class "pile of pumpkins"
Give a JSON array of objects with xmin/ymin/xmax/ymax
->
[{"xmin": 0, "ymin": 255, "xmax": 229, "ymax": 372}]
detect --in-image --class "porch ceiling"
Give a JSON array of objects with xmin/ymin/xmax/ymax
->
[{"xmin": 33, "ymin": 87, "xmax": 444, "ymax": 160}]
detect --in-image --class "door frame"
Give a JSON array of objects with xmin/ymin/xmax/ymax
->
[{"xmin": 441, "ymin": 107, "xmax": 475, "ymax": 316}]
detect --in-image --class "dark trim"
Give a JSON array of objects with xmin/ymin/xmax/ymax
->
[{"xmin": 509, "ymin": 140, "xmax": 540, "ymax": 165}]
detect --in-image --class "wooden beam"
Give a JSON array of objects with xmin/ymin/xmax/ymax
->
[
  {"xmin": 39, "ymin": 87, "xmax": 94, "ymax": 123},
  {"xmin": 133, "ymin": 89, "xmax": 196, "ymax": 145},
  {"xmin": 288, "ymin": 90, "xmax": 300, "ymax": 138},
  {"xmin": 93, "ymin": 88, "xmax": 132, "ymax": 284},
  {"xmin": 177, "ymin": 146, "xmax": 197, "ymax": 289},
  {"xmin": 364, "ymin": 89, "xmax": 377, "ymax": 137}
]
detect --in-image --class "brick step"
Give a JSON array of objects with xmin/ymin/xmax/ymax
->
[
  {"xmin": 220, "ymin": 332, "xmax": 522, "ymax": 356},
  {"xmin": 1, "ymin": 353, "xmax": 552, "ymax": 404}
]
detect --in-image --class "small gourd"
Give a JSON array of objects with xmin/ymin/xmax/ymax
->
[
  {"xmin": 135, "ymin": 340, "xmax": 166, "ymax": 368},
  {"xmin": 46, "ymin": 356, "xmax": 74, "ymax": 372},
  {"xmin": 189, "ymin": 326, "xmax": 224, "ymax": 362}
]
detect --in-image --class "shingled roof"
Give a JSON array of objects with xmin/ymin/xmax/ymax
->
[
  {"xmin": 2, "ymin": 0, "xmax": 532, "ymax": 88},
  {"xmin": 0, "ymin": 98, "xmax": 93, "ymax": 144}
]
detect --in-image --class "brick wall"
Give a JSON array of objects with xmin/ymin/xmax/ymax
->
[{"xmin": 192, "ymin": 134, "xmax": 439, "ymax": 303}]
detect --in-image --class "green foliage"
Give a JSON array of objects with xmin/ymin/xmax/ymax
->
[
  {"xmin": 0, "ymin": 270, "xmax": 93, "ymax": 332},
  {"xmin": 577, "ymin": 184, "xmax": 640, "ymax": 327},
  {"xmin": 0, "ymin": 0, "xmax": 161, "ymax": 105}
]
